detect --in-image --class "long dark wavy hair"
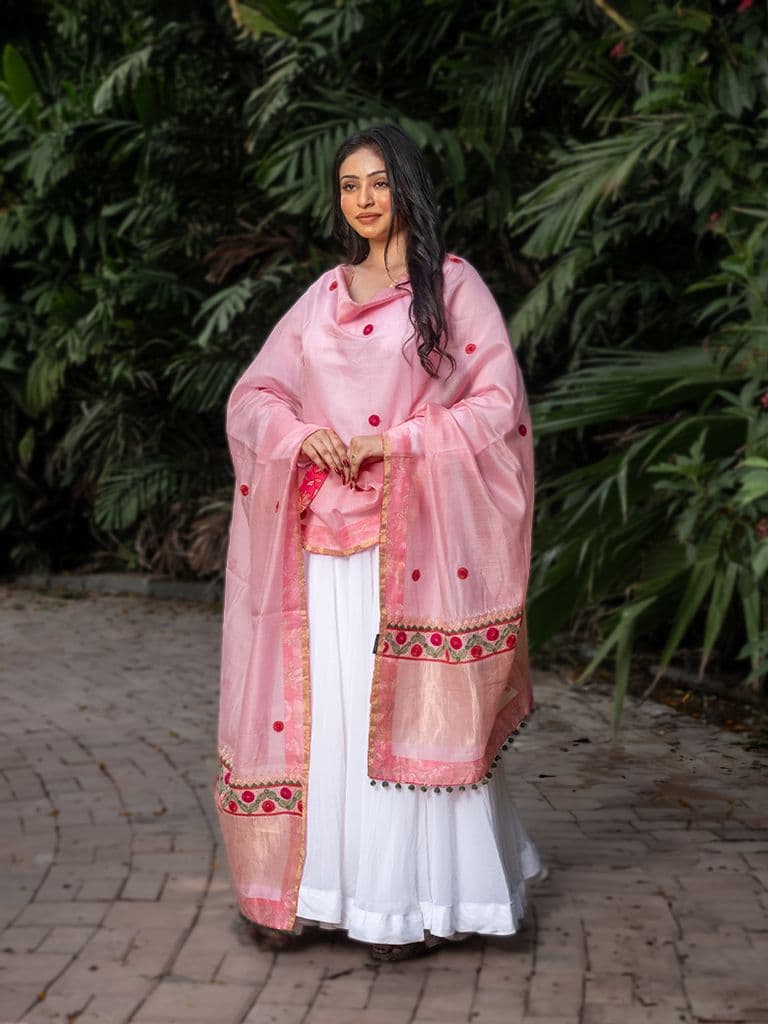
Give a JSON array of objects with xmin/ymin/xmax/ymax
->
[{"xmin": 331, "ymin": 124, "xmax": 455, "ymax": 380}]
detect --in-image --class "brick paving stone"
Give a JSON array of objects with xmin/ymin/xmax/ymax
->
[
  {"xmin": 211, "ymin": 946, "xmax": 273, "ymax": 985},
  {"xmin": 367, "ymin": 964, "xmax": 427, "ymax": 1010},
  {"xmin": 130, "ymin": 979, "xmax": 255, "ymax": 1022},
  {"xmin": 582, "ymin": 1008, "xmax": 693, "ymax": 1024},
  {"xmin": 413, "ymin": 966, "xmax": 478, "ymax": 1021},
  {"xmin": 2, "ymin": 584, "xmax": 767, "ymax": 1024},
  {"xmin": 307, "ymin": 1010, "xmax": 413, "ymax": 1024},
  {"xmin": 35, "ymin": 924, "xmax": 97, "ymax": 954},
  {"xmin": 526, "ymin": 966, "xmax": 584, "ymax": 1018},
  {"xmin": 242, "ymin": 1006, "xmax": 309, "ymax": 1024},
  {"xmin": 256, "ymin": 962, "xmax": 326, "ymax": 1005}
]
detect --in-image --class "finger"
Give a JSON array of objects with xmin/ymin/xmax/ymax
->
[
  {"xmin": 301, "ymin": 440, "xmax": 320, "ymax": 468},
  {"xmin": 319, "ymin": 431, "xmax": 348, "ymax": 482},
  {"xmin": 330, "ymin": 437, "xmax": 351, "ymax": 483},
  {"xmin": 305, "ymin": 441, "xmax": 330, "ymax": 473},
  {"xmin": 348, "ymin": 449, "xmax": 360, "ymax": 484},
  {"xmin": 318, "ymin": 441, "xmax": 344, "ymax": 476}
]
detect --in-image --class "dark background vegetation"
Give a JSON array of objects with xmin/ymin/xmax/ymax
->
[{"xmin": 2, "ymin": 0, "xmax": 766, "ymax": 723}]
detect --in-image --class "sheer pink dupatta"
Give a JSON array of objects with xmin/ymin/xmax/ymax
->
[
  {"xmin": 215, "ymin": 258, "xmax": 537, "ymax": 929},
  {"xmin": 369, "ymin": 274, "xmax": 536, "ymax": 787},
  {"xmin": 216, "ymin": 287, "xmax": 323, "ymax": 929}
]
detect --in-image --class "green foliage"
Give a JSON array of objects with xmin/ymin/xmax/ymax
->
[{"xmin": 2, "ymin": 0, "xmax": 767, "ymax": 718}]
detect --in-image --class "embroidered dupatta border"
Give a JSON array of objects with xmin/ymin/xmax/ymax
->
[
  {"xmin": 380, "ymin": 611, "xmax": 523, "ymax": 663},
  {"xmin": 215, "ymin": 756, "xmax": 304, "ymax": 817},
  {"xmin": 367, "ymin": 433, "xmax": 536, "ymax": 788}
]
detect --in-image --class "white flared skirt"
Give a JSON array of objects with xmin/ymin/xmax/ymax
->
[{"xmin": 296, "ymin": 543, "xmax": 544, "ymax": 945}]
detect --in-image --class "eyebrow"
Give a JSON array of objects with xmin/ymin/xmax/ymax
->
[{"xmin": 339, "ymin": 169, "xmax": 388, "ymax": 180}]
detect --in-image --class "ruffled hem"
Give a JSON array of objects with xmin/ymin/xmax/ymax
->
[{"xmin": 295, "ymin": 839, "xmax": 545, "ymax": 944}]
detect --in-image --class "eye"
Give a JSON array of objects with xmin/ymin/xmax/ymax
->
[
  {"xmin": 341, "ymin": 182, "xmax": 356, "ymax": 191},
  {"xmin": 374, "ymin": 179, "xmax": 389, "ymax": 188}
]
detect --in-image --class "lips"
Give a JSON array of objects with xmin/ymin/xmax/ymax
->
[{"xmin": 357, "ymin": 214, "xmax": 381, "ymax": 222}]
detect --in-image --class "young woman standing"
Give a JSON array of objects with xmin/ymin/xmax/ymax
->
[{"xmin": 215, "ymin": 123, "xmax": 545, "ymax": 962}]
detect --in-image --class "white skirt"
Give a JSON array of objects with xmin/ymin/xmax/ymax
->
[{"xmin": 296, "ymin": 543, "xmax": 544, "ymax": 945}]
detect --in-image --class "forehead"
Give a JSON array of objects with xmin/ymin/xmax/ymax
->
[{"xmin": 339, "ymin": 145, "xmax": 387, "ymax": 179}]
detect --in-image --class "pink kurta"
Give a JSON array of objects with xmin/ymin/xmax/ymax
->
[{"xmin": 215, "ymin": 253, "xmax": 537, "ymax": 930}]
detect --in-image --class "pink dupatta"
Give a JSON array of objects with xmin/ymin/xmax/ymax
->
[{"xmin": 214, "ymin": 255, "xmax": 536, "ymax": 929}]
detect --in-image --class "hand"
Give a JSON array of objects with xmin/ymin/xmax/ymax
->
[
  {"xmin": 300, "ymin": 428, "xmax": 351, "ymax": 484},
  {"xmin": 347, "ymin": 434, "xmax": 384, "ymax": 485}
]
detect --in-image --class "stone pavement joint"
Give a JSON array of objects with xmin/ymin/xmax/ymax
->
[{"xmin": 1, "ymin": 584, "xmax": 767, "ymax": 1023}]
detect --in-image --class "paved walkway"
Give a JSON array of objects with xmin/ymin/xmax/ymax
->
[{"xmin": 1, "ymin": 583, "xmax": 766, "ymax": 1024}]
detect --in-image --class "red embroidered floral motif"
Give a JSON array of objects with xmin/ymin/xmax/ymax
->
[
  {"xmin": 363, "ymin": 324, "xmax": 374, "ymax": 335},
  {"xmin": 457, "ymin": 566, "xmax": 469, "ymax": 579},
  {"xmin": 412, "ymin": 569, "xmax": 421, "ymax": 581},
  {"xmin": 272, "ymin": 720, "xmax": 284, "ymax": 732},
  {"xmin": 240, "ymin": 483, "xmax": 249, "ymax": 496},
  {"xmin": 465, "ymin": 343, "xmax": 476, "ymax": 354},
  {"xmin": 382, "ymin": 612, "xmax": 523, "ymax": 664},
  {"xmin": 329, "ymin": 280, "xmax": 338, "ymax": 290},
  {"xmin": 518, "ymin": 424, "xmax": 527, "ymax": 436},
  {"xmin": 368, "ymin": 414, "xmax": 381, "ymax": 426},
  {"xmin": 216, "ymin": 758, "xmax": 303, "ymax": 817}
]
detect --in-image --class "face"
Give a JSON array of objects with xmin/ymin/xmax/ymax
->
[{"xmin": 338, "ymin": 145, "xmax": 400, "ymax": 244}]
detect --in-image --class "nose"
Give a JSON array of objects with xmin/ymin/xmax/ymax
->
[{"xmin": 357, "ymin": 183, "xmax": 374, "ymax": 208}]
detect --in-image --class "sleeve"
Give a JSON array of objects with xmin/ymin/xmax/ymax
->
[
  {"xmin": 384, "ymin": 261, "xmax": 531, "ymax": 457},
  {"xmin": 225, "ymin": 285, "xmax": 325, "ymax": 474}
]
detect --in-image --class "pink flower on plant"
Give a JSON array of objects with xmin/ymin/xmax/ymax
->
[
  {"xmin": 757, "ymin": 518, "xmax": 768, "ymax": 539},
  {"xmin": 760, "ymin": 392, "xmax": 768, "ymax": 409},
  {"xmin": 609, "ymin": 40, "xmax": 627, "ymax": 58},
  {"xmin": 737, "ymin": 0, "xmax": 754, "ymax": 12}
]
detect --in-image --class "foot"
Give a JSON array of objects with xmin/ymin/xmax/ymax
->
[
  {"xmin": 371, "ymin": 941, "xmax": 428, "ymax": 961},
  {"xmin": 238, "ymin": 913, "xmax": 301, "ymax": 951}
]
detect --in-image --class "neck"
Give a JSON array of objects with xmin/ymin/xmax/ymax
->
[{"xmin": 365, "ymin": 231, "xmax": 408, "ymax": 273}]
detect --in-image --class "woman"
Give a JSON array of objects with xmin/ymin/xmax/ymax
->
[{"xmin": 215, "ymin": 123, "xmax": 545, "ymax": 962}]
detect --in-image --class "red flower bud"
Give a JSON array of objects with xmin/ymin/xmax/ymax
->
[
  {"xmin": 737, "ymin": 0, "xmax": 754, "ymax": 12},
  {"xmin": 756, "ymin": 518, "xmax": 768, "ymax": 539},
  {"xmin": 609, "ymin": 39, "xmax": 627, "ymax": 58},
  {"xmin": 760, "ymin": 392, "xmax": 768, "ymax": 409}
]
